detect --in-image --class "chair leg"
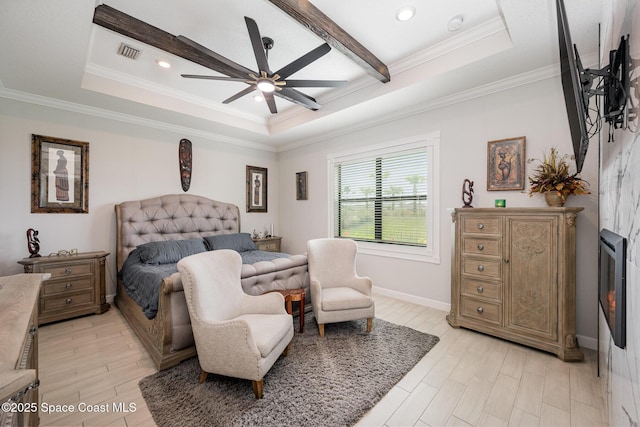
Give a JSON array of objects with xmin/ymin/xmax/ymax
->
[
  {"xmin": 367, "ymin": 318, "xmax": 373, "ymax": 333},
  {"xmin": 318, "ymin": 323, "xmax": 325, "ymax": 337},
  {"xmin": 252, "ymin": 379, "xmax": 264, "ymax": 399},
  {"xmin": 199, "ymin": 370, "xmax": 208, "ymax": 384},
  {"xmin": 282, "ymin": 343, "xmax": 291, "ymax": 357}
]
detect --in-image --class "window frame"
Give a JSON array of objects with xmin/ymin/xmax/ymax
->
[{"xmin": 327, "ymin": 132, "xmax": 440, "ymax": 263}]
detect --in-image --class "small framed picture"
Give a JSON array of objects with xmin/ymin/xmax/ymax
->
[
  {"xmin": 246, "ymin": 165, "xmax": 267, "ymax": 212},
  {"xmin": 296, "ymin": 171, "xmax": 308, "ymax": 200},
  {"xmin": 487, "ymin": 136, "xmax": 526, "ymax": 191},
  {"xmin": 31, "ymin": 134, "xmax": 89, "ymax": 213}
]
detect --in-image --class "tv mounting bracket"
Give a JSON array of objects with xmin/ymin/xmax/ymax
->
[{"xmin": 576, "ymin": 35, "xmax": 637, "ymax": 133}]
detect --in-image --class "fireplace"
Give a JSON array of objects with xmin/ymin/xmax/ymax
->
[{"xmin": 599, "ymin": 229, "xmax": 627, "ymax": 349}]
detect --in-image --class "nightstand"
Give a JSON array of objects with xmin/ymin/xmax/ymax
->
[
  {"xmin": 253, "ymin": 236, "xmax": 282, "ymax": 252},
  {"xmin": 18, "ymin": 251, "xmax": 110, "ymax": 325}
]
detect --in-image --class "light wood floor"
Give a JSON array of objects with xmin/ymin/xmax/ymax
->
[{"xmin": 38, "ymin": 294, "xmax": 607, "ymax": 427}]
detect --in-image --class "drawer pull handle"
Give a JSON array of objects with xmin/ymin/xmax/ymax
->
[
  {"xmin": 65, "ymin": 283, "xmax": 72, "ymax": 289},
  {"xmin": 477, "ymin": 223, "xmax": 484, "ymax": 230},
  {"xmin": 476, "ymin": 307, "xmax": 484, "ymax": 314},
  {"xmin": 477, "ymin": 286, "xmax": 484, "ymax": 294},
  {"xmin": 66, "ymin": 298, "xmax": 72, "ymax": 304},
  {"xmin": 477, "ymin": 265, "xmax": 484, "ymax": 272},
  {"xmin": 477, "ymin": 244, "xmax": 484, "ymax": 251},
  {"xmin": 65, "ymin": 268, "xmax": 72, "ymax": 274},
  {"xmin": 503, "ymin": 259, "xmax": 509, "ymax": 264}
]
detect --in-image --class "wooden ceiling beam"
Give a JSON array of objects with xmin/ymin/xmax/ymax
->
[
  {"xmin": 266, "ymin": 0, "xmax": 390, "ymax": 83},
  {"xmin": 92, "ymin": 4, "xmax": 249, "ymax": 79}
]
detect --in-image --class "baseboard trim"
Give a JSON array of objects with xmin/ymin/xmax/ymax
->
[{"xmin": 372, "ymin": 286, "xmax": 451, "ymax": 312}]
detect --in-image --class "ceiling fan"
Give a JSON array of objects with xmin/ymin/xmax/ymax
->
[{"xmin": 179, "ymin": 17, "xmax": 348, "ymax": 114}]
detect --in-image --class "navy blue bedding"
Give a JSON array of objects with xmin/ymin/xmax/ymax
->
[{"xmin": 119, "ymin": 247, "xmax": 290, "ymax": 319}]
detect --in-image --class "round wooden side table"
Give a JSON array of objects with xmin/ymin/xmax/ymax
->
[{"xmin": 271, "ymin": 288, "xmax": 305, "ymax": 333}]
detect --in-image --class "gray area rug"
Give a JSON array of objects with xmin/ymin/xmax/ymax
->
[{"xmin": 139, "ymin": 312, "xmax": 439, "ymax": 427}]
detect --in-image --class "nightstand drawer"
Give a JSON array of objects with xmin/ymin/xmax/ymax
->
[
  {"xmin": 43, "ymin": 277, "xmax": 93, "ymax": 296},
  {"xmin": 461, "ymin": 297, "xmax": 501, "ymax": 325},
  {"xmin": 42, "ymin": 290, "xmax": 94, "ymax": 312},
  {"xmin": 41, "ymin": 262, "xmax": 92, "ymax": 278},
  {"xmin": 257, "ymin": 242, "xmax": 278, "ymax": 251}
]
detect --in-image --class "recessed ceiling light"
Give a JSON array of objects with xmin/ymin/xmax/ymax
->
[
  {"xmin": 253, "ymin": 94, "xmax": 264, "ymax": 102},
  {"xmin": 447, "ymin": 15, "xmax": 464, "ymax": 32},
  {"xmin": 396, "ymin": 6, "xmax": 416, "ymax": 22},
  {"xmin": 156, "ymin": 59, "xmax": 171, "ymax": 69}
]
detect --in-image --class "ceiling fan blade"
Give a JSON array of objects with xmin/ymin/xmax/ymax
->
[
  {"xmin": 284, "ymin": 79, "xmax": 348, "ymax": 87},
  {"xmin": 277, "ymin": 87, "xmax": 321, "ymax": 110},
  {"xmin": 181, "ymin": 75, "xmax": 248, "ymax": 82},
  {"xmin": 93, "ymin": 5, "xmax": 250, "ymax": 79},
  {"xmin": 222, "ymin": 86, "xmax": 256, "ymax": 104},
  {"xmin": 264, "ymin": 92, "xmax": 278, "ymax": 114},
  {"xmin": 176, "ymin": 35, "xmax": 254, "ymax": 76},
  {"xmin": 275, "ymin": 43, "xmax": 332, "ymax": 79},
  {"xmin": 244, "ymin": 17, "xmax": 271, "ymax": 74}
]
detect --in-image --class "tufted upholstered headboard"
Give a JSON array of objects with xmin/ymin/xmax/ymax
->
[{"xmin": 115, "ymin": 194, "xmax": 240, "ymax": 271}]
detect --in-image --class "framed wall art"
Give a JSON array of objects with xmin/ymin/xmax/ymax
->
[
  {"xmin": 296, "ymin": 171, "xmax": 308, "ymax": 200},
  {"xmin": 246, "ymin": 165, "xmax": 267, "ymax": 212},
  {"xmin": 31, "ymin": 134, "xmax": 89, "ymax": 213},
  {"xmin": 487, "ymin": 136, "xmax": 526, "ymax": 191}
]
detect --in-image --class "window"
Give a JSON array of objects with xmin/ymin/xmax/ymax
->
[{"xmin": 328, "ymin": 133, "xmax": 440, "ymax": 262}]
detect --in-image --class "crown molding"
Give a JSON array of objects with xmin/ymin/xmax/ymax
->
[
  {"xmin": 0, "ymin": 84, "xmax": 277, "ymax": 152},
  {"xmin": 274, "ymin": 63, "xmax": 562, "ymax": 152}
]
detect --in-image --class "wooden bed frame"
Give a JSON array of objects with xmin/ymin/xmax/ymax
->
[{"xmin": 114, "ymin": 194, "xmax": 242, "ymax": 370}]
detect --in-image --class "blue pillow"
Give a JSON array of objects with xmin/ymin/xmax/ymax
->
[
  {"xmin": 137, "ymin": 239, "xmax": 207, "ymax": 264},
  {"xmin": 204, "ymin": 233, "xmax": 258, "ymax": 252}
]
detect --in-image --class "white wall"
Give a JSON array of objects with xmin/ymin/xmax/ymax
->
[
  {"xmin": 0, "ymin": 97, "xmax": 279, "ymax": 299},
  {"xmin": 0, "ymin": 72, "xmax": 601, "ymax": 345},
  {"xmin": 598, "ymin": 0, "xmax": 640, "ymax": 424},
  {"xmin": 278, "ymin": 76, "xmax": 600, "ymax": 343}
]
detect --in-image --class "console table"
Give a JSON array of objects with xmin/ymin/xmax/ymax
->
[{"xmin": 18, "ymin": 251, "xmax": 110, "ymax": 325}]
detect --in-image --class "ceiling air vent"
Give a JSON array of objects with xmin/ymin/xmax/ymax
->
[{"xmin": 117, "ymin": 43, "xmax": 140, "ymax": 60}]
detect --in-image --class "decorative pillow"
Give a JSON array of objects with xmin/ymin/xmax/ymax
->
[
  {"xmin": 137, "ymin": 239, "xmax": 207, "ymax": 265},
  {"xmin": 204, "ymin": 233, "xmax": 258, "ymax": 252}
]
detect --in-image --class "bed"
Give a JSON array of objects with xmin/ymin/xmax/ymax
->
[{"xmin": 114, "ymin": 194, "xmax": 309, "ymax": 370}]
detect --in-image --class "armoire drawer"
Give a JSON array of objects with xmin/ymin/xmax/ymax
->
[
  {"xmin": 462, "ymin": 257, "xmax": 501, "ymax": 279},
  {"xmin": 461, "ymin": 217, "xmax": 501, "ymax": 235},
  {"xmin": 461, "ymin": 297, "xmax": 502, "ymax": 325},
  {"xmin": 461, "ymin": 277, "xmax": 502, "ymax": 302},
  {"xmin": 462, "ymin": 237, "xmax": 501, "ymax": 256}
]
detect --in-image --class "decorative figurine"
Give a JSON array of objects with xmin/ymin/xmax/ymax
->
[
  {"xmin": 462, "ymin": 179, "xmax": 474, "ymax": 208},
  {"xmin": 27, "ymin": 228, "xmax": 41, "ymax": 258},
  {"xmin": 179, "ymin": 138, "xmax": 192, "ymax": 192}
]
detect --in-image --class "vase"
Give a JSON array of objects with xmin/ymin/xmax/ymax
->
[{"xmin": 544, "ymin": 191, "xmax": 565, "ymax": 207}]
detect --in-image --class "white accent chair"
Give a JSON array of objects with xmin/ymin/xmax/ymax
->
[
  {"xmin": 177, "ymin": 250, "xmax": 294, "ymax": 398},
  {"xmin": 306, "ymin": 238, "xmax": 375, "ymax": 337}
]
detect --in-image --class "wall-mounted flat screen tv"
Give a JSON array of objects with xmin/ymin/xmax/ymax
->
[{"xmin": 556, "ymin": 0, "xmax": 590, "ymax": 173}]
